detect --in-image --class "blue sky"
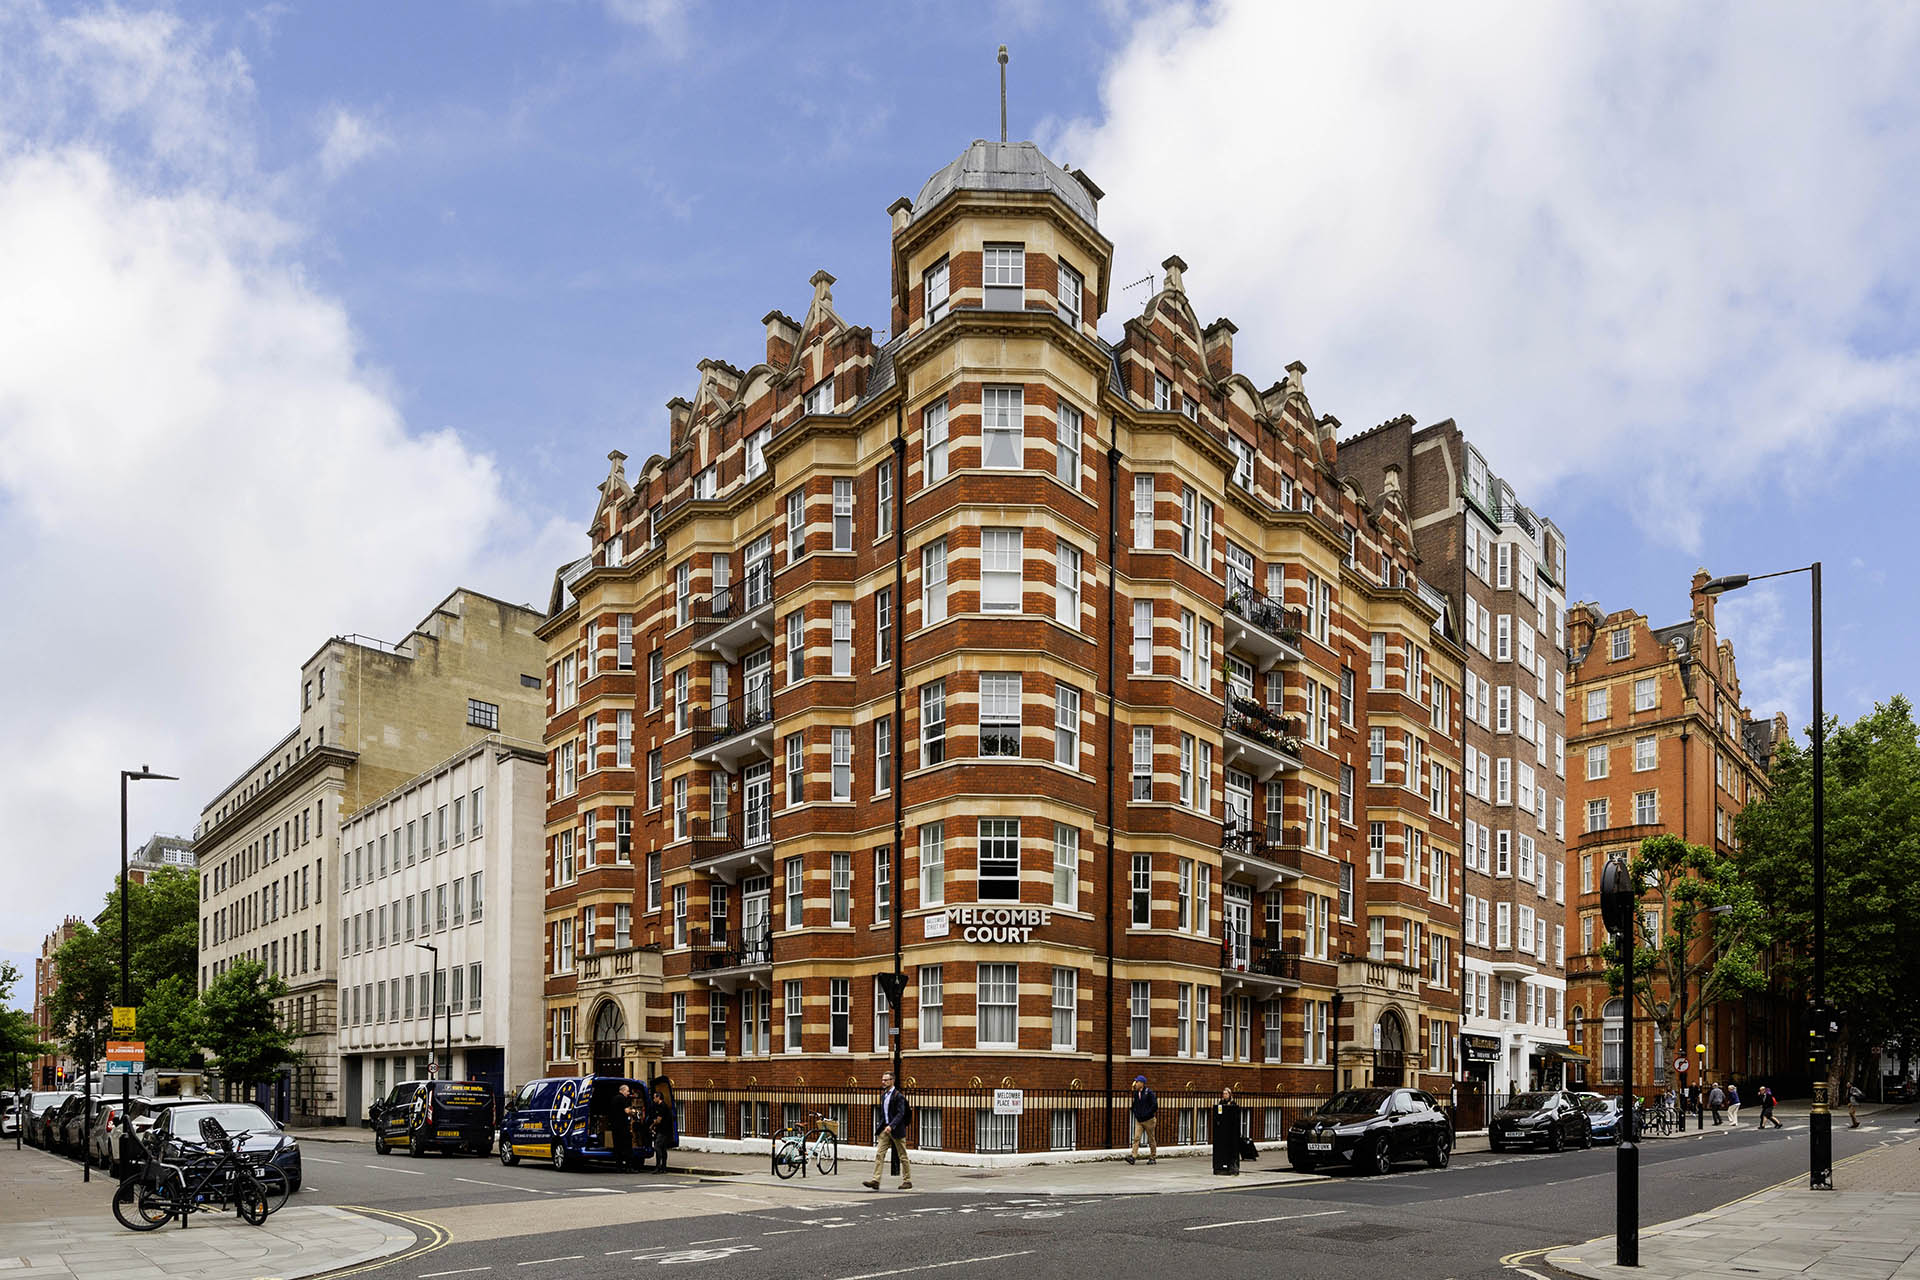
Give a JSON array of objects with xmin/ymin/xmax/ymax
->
[{"xmin": 2, "ymin": 0, "xmax": 1915, "ymax": 1005}]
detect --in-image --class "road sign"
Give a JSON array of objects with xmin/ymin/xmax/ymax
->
[
  {"xmin": 104, "ymin": 1060, "xmax": 142, "ymax": 1076},
  {"xmin": 112, "ymin": 1007, "xmax": 136, "ymax": 1034},
  {"xmin": 992, "ymin": 1088, "xmax": 1024, "ymax": 1116},
  {"xmin": 106, "ymin": 1042, "xmax": 144, "ymax": 1061},
  {"xmin": 1675, "ymin": 1058, "xmax": 1690, "ymax": 1075}
]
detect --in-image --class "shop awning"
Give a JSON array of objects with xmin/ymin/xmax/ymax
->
[{"xmin": 1535, "ymin": 1045, "xmax": 1588, "ymax": 1063}]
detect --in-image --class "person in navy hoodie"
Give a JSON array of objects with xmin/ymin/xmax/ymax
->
[
  {"xmin": 862, "ymin": 1072, "xmax": 913, "ymax": 1191},
  {"xmin": 1125, "ymin": 1075, "xmax": 1158, "ymax": 1166}
]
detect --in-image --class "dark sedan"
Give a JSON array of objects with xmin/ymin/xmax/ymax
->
[
  {"xmin": 150, "ymin": 1102, "xmax": 302, "ymax": 1192},
  {"xmin": 1582, "ymin": 1095, "xmax": 1625, "ymax": 1143},
  {"xmin": 1489, "ymin": 1090, "xmax": 1592, "ymax": 1152},
  {"xmin": 1286, "ymin": 1087, "xmax": 1453, "ymax": 1175},
  {"xmin": 25, "ymin": 1091, "xmax": 75, "ymax": 1148}
]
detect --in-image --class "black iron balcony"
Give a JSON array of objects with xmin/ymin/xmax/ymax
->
[
  {"xmin": 1223, "ymin": 589, "xmax": 1305, "ymax": 670},
  {"xmin": 1222, "ymin": 698, "xmax": 1303, "ymax": 780},
  {"xmin": 692, "ymin": 562, "xmax": 776, "ymax": 661},
  {"xmin": 1220, "ymin": 933, "xmax": 1302, "ymax": 989},
  {"xmin": 693, "ymin": 920, "xmax": 773, "ymax": 974},
  {"xmin": 691, "ymin": 696, "xmax": 775, "ymax": 771}
]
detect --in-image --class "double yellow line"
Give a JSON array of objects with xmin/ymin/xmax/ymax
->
[{"xmin": 303, "ymin": 1205, "xmax": 453, "ymax": 1279}]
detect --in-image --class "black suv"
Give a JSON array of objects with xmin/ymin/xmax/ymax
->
[
  {"xmin": 1489, "ymin": 1090, "xmax": 1592, "ymax": 1152},
  {"xmin": 1286, "ymin": 1087, "xmax": 1453, "ymax": 1175}
]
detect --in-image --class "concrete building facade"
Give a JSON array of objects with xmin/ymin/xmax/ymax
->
[
  {"xmin": 335, "ymin": 736, "xmax": 549, "ymax": 1120},
  {"xmin": 1564, "ymin": 571, "xmax": 1791, "ymax": 1095},
  {"xmin": 539, "ymin": 140, "xmax": 1470, "ymax": 1154},
  {"xmin": 1341, "ymin": 420, "xmax": 1573, "ymax": 1124},
  {"xmin": 193, "ymin": 589, "xmax": 546, "ymax": 1123}
]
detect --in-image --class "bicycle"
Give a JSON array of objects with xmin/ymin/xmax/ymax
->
[
  {"xmin": 770, "ymin": 1111, "xmax": 839, "ymax": 1179},
  {"xmin": 111, "ymin": 1118, "xmax": 288, "ymax": 1231}
]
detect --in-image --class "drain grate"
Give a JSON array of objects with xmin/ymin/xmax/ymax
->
[
  {"xmin": 959, "ymin": 1172, "xmax": 1005, "ymax": 1179},
  {"xmin": 1312, "ymin": 1223, "xmax": 1418, "ymax": 1243}
]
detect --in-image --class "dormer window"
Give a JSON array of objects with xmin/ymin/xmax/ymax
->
[
  {"xmin": 983, "ymin": 243, "xmax": 1025, "ymax": 311},
  {"xmin": 693, "ymin": 466, "xmax": 716, "ymax": 501},
  {"xmin": 745, "ymin": 428, "xmax": 769, "ymax": 480},
  {"xmin": 1153, "ymin": 375, "xmax": 1172, "ymax": 411},
  {"xmin": 1058, "ymin": 260, "xmax": 1083, "ymax": 326},
  {"xmin": 804, "ymin": 381, "xmax": 834, "ymax": 417},
  {"xmin": 924, "ymin": 256, "xmax": 950, "ymax": 324}
]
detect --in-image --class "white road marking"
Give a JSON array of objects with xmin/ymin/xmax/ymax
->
[
  {"xmin": 1183, "ymin": 1209, "xmax": 1347, "ymax": 1232},
  {"xmin": 516, "ymin": 1256, "xmax": 584, "ymax": 1267},
  {"xmin": 454, "ymin": 1176, "xmax": 561, "ymax": 1196},
  {"xmin": 833, "ymin": 1251, "xmax": 1035, "ymax": 1280},
  {"xmin": 369, "ymin": 1164, "xmax": 428, "ymax": 1175},
  {"xmin": 308, "ymin": 1156, "xmax": 342, "ymax": 1164},
  {"xmin": 761, "ymin": 1229, "xmax": 809, "ymax": 1236},
  {"xmin": 573, "ymin": 1187, "xmax": 626, "ymax": 1194},
  {"xmin": 420, "ymin": 1269, "xmax": 493, "ymax": 1277}
]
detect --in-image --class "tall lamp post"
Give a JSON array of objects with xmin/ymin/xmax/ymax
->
[
  {"xmin": 117, "ymin": 767, "xmax": 175, "ymax": 1171},
  {"xmin": 1601, "ymin": 857, "xmax": 1641, "ymax": 1266},
  {"xmin": 1700, "ymin": 563, "xmax": 1826, "ymax": 1190},
  {"xmin": 414, "ymin": 943, "xmax": 441, "ymax": 1079}
]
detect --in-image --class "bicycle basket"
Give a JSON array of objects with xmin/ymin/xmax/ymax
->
[{"xmin": 814, "ymin": 1118, "xmax": 838, "ymax": 1136}]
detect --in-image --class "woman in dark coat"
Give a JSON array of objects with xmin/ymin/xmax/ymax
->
[{"xmin": 1212, "ymin": 1087, "xmax": 1242, "ymax": 1175}]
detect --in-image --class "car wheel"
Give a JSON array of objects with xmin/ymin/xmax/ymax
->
[
  {"xmin": 1427, "ymin": 1133, "xmax": 1451, "ymax": 1169},
  {"xmin": 500, "ymin": 1140, "xmax": 519, "ymax": 1167},
  {"xmin": 1488, "ymin": 1138, "xmax": 1504, "ymax": 1154},
  {"xmin": 1547, "ymin": 1125, "xmax": 1564, "ymax": 1153},
  {"xmin": 373, "ymin": 1130, "xmax": 388, "ymax": 1156},
  {"xmin": 552, "ymin": 1141, "xmax": 570, "ymax": 1172},
  {"xmin": 1288, "ymin": 1157, "xmax": 1315, "ymax": 1174},
  {"xmin": 409, "ymin": 1127, "xmax": 426, "ymax": 1157},
  {"xmin": 1368, "ymin": 1138, "xmax": 1394, "ymax": 1176},
  {"xmin": 1580, "ymin": 1123, "xmax": 1593, "ymax": 1149}
]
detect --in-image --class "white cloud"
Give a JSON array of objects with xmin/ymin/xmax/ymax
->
[
  {"xmin": 1049, "ymin": 1, "xmax": 1920, "ymax": 551},
  {"xmin": 0, "ymin": 5, "xmax": 577, "ymax": 991},
  {"xmin": 602, "ymin": 0, "xmax": 691, "ymax": 57},
  {"xmin": 316, "ymin": 107, "xmax": 388, "ymax": 180}
]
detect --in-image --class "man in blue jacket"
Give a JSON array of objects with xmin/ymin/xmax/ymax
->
[
  {"xmin": 1125, "ymin": 1075, "xmax": 1158, "ymax": 1165},
  {"xmin": 863, "ymin": 1072, "xmax": 913, "ymax": 1191}
]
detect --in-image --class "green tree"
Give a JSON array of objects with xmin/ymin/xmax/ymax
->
[
  {"xmin": 139, "ymin": 974, "xmax": 205, "ymax": 1071},
  {"xmin": 0, "ymin": 963, "xmax": 55, "ymax": 1086},
  {"xmin": 1737, "ymin": 697, "xmax": 1920, "ymax": 1085},
  {"xmin": 200, "ymin": 959, "xmax": 296, "ymax": 1088},
  {"xmin": 45, "ymin": 923, "xmax": 117, "ymax": 1073},
  {"xmin": 1602, "ymin": 832, "xmax": 1773, "ymax": 1076},
  {"xmin": 93, "ymin": 866, "xmax": 201, "ymax": 1002}
]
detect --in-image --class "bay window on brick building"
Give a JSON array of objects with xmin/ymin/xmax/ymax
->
[{"xmin": 538, "ymin": 139, "xmax": 1467, "ymax": 1153}]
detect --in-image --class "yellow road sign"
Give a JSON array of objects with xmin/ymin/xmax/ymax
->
[{"xmin": 112, "ymin": 1007, "xmax": 136, "ymax": 1033}]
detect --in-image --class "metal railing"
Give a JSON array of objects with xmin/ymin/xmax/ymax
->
[
  {"xmin": 703, "ymin": 564, "xmax": 774, "ymax": 621},
  {"xmin": 671, "ymin": 1084, "xmax": 1332, "ymax": 1153},
  {"xmin": 692, "ymin": 921, "xmax": 772, "ymax": 971},
  {"xmin": 697, "ymin": 697, "xmax": 774, "ymax": 746},
  {"xmin": 1223, "ymin": 698, "xmax": 1302, "ymax": 751},
  {"xmin": 1221, "ymin": 818, "xmax": 1290, "ymax": 858},
  {"xmin": 1224, "ymin": 590, "xmax": 1304, "ymax": 643},
  {"xmin": 1220, "ymin": 933, "xmax": 1302, "ymax": 981}
]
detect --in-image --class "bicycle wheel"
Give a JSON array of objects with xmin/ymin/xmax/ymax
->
[
  {"xmin": 253, "ymin": 1166, "xmax": 292, "ymax": 1217},
  {"xmin": 772, "ymin": 1134, "xmax": 801, "ymax": 1179},
  {"xmin": 232, "ymin": 1173, "xmax": 271, "ymax": 1227},
  {"xmin": 111, "ymin": 1174, "xmax": 172, "ymax": 1232},
  {"xmin": 811, "ymin": 1131, "xmax": 838, "ymax": 1176}
]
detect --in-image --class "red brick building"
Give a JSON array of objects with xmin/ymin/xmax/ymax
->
[
  {"xmin": 540, "ymin": 141, "xmax": 1469, "ymax": 1153},
  {"xmin": 1564, "ymin": 571, "xmax": 1793, "ymax": 1094},
  {"xmin": 32, "ymin": 916, "xmax": 82, "ymax": 1088}
]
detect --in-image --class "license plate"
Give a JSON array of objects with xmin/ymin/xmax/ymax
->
[
  {"xmin": 1307, "ymin": 1142, "xmax": 1333, "ymax": 1152},
  {"xmin": 438, "ymin": 1130, "xmax": 460, "ymax": 1138}
]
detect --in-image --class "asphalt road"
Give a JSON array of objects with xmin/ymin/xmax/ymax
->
[{"xmin": 294, "ymin": 1118, "xmax": 1912, "ymax": 1280}]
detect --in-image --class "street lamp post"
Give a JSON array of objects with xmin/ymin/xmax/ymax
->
[
  {"xmin": 113, "ymin": 767, "xmax": 175, "ymax": 1182},
  {"xmin": 1701, "ymin": 563, "xmax": 1826, "ymax": 1190},
  {"xmin": 1601, "ymin": 857, "xmax": 1640, "ymax": 1267},
  {"xmin": 414, "ymin": 943, "xmax": 440, "ymax": 1079}
]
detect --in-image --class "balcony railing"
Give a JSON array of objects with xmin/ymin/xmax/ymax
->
[
  {"xmin": 1221, "ymin": 818, "xmax": 1289, "ymax": 859},
  {"xmin": 692, "ymin": 697, "xmax": 774, "ymax": 758},
  {"xmin": 1225, "ymin": 589, "xmax": 1303, "ymax": 644},
  {"xmin": 702, "ymin": 563, "xmax": 775, "ymax": 622},
  {"xmin": 1220, "ymin": 932, "xmax": 1301, "ymax": 983},
  {"xmin": 693, "ymin": 921, "xmax": 773, "ymax": 973}
]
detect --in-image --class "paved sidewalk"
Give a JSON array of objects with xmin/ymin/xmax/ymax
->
[
  {"xmin": 1546, "ymin": 1132, "xmax": 1920, "ymax": 1280},
  {"xmin": 0, "ymin": 1142, "xmax": 417, "ymax": 1280}
]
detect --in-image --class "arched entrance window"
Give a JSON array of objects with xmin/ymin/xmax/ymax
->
[
  {"xmin": 1601, "ymin": 999, "xmax": 1623, "ymax": 1084},
  {"xmin": 592, "ymin": 1001, "xmax": 626, "ymax": 1079},
  {"xmin": 1373, "ymin": 1011, "xmax": 1407, "ymax": 1086}
]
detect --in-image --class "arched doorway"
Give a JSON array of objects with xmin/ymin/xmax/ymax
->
[
  {"xmin": 592, "ymin": 1001, "xmax": 626, "ymax": 1079},
  {"xmin": 1373, "ymin": 1011, "xmax": 1407, "ymax": 1086}
]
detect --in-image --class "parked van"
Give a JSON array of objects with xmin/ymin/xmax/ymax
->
[
  {"xmin": 498, "ymin": 1076, "xmax": 665, "ymax": 1172},
  {"xmin": 369, "ymin": 1079, "xmax": 499, "ymax": 1157}
]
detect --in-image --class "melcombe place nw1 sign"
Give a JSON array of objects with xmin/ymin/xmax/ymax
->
[{"xmin": 922, "ymin": 907, "xmax": 1053, "ymax": 943}]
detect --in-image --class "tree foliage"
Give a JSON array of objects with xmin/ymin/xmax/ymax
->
[
  {"xmin": 46, "ymin": 923, "xmax": 116, "ymax": 1070},
  {"xmin": 1736, "ymin": 697, "xmax": 1920, "ymax": 1081},
  {"xmin": 44, "ymin": 866, "xmax": 204, "ymax": 1074},
  {"xmin": 140, "ymin": 975, "xmax": 205, "ymax": 1071},
  {"xmin": 0, "ymin": 962, "xmax": 55, "ymax": 1078},
  {"xmin": 1602, "ymin": 832, "xmax": 1773, "ymax": 1070},
  {"xmin": 200, "ymin": 959, "xmax": 296, "ymax": 1087}
]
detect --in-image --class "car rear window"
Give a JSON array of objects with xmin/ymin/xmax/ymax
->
[{"xmin": 433, "ymin": 1083, "xmax": 494, "ymax": 1111}]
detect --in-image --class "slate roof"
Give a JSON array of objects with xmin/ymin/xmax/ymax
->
[{"xmin": 912, "ymin": 140, "xmax": 1098, "ymax": 228}]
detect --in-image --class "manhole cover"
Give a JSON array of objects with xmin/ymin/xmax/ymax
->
[
  {"xmin": 960, "ymin": 1172, "xmax": 1004, "ymax": 1179},
  {"xmin": 1313, "ymin": 1223, "xmax": 1417, "ymax": 1243}
]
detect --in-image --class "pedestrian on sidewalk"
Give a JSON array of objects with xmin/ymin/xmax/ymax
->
[
  {"xmin": 1211, "ymin": 1087, "xmax": 1242, "ymax": 1176},
  {"xmin": 612, "ymin": 1084, "xmax": 636, "ymax": 1170},
  {"xmin": 1726, "ymin": 1083, "xmax": 1741, "ymax": 1126},
  {"xmin": 1848, "ymin": 1081, "xmax": 1864, "ymax": 1128},
  {"xmin": 1756, "ymin": 1084, "xmax": 1782, "ymax": 1129},
  {"xmin": 647, "ymin": 1086, "xmax": 677, "ymax": 1172},
  {"xmin": 1125, "ymin": 1075, "xmax": 1158, "ymax": 1166},
  {"xmin": 862, "ymin": 1072, "xmax": 914, "ymax": 1192},
  {"xmin": 1709, "ymin": 1083, "xmax": 1726, "ymax": 1125}
]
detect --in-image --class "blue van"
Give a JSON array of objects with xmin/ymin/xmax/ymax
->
[{"xmin": 499, "ymin": 1076, "xmax": 669, "ymax": 1172}]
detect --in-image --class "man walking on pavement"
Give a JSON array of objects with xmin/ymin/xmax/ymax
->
[
  {"xmin": 863, "ymin": 1071, "xmax": 913, "ymax": 1192},
  {"xmin": 1125, "ymin": 1075, "xmax": 1158, "ymax": 1166},
  {"xmin": 1756, "ymin": 1083, "xmax": 1783, "ymax": 1129},
  {"xmin": 1709, "ymin": 1082, "xmax": 1725, "ymax": 1125}
]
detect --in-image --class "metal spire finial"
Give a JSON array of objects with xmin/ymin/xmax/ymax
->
[{"xmin": 998, "ymin": 44, "xmax": 1009, "ymax": 143}]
